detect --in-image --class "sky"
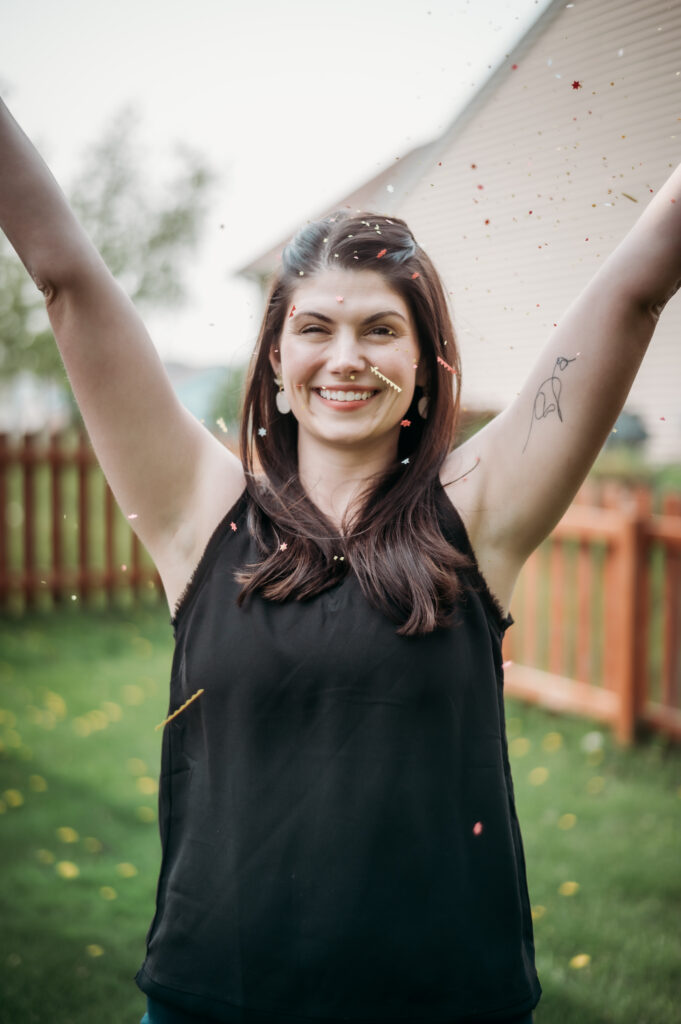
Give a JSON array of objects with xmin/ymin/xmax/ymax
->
[{"xmin": 2, "ymin": 0, "xmax": 553, "ymax": 367}]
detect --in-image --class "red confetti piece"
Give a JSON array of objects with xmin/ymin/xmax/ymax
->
[
  {"xmin": 437, "ymin": 356, "xmax": 456, "ymax": 374},
  {"xmin": 571, "ymin": 80, "xmax": 582, "ymax": 90},
  {"xmin": 485, "ymin": 219, "xmax": 490, "ymax": 225},
  {"xmin": 473, "ymin": 822, "xmax": 484, "ymax": 836},
  {"xmin": 660, "ymin": 416, "xmax": 666, "ymax": 421},
  {"xmin": 512, "ymin": 64, "xmax": 518, "ymax": 70},
  {"xmin": 400, "ymin": 419, "xmax": 411, "ymax": 427},
  {"xmin": 377, "ymin": 248, "xmax": 387, "ymax": 258},
  {"xmin": 411, "ymin": 272, "xmax": 420, "ymax": 279},
  {"xmin": 471, "ymin": 163, "xmax": 477, "ymax": 169},
  {"xmin": 477, "ymin": 184, "xmax": 484, "ymax": 190},
  {"xmin": 230, "ymin": 522, "xmax": 237, "ymax": 532},
  {"xmin": 289, "ymin": 305, "xmax": 296, "ymax": 318}
]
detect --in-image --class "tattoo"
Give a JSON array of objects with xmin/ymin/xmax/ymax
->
[
  {"xmin": 522, "ymin": 355, "xmax": 577, "ymax": 453},
  {"xmin": 444, "ymin": 456, "xmax": 481, "ymax": 486}
]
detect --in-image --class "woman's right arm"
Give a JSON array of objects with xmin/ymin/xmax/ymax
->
[{"xmin": 0, "ymin": 99, "xmax": 244, "ymax": 580}]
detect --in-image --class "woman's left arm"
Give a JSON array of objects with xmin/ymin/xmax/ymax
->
[{"xmin": 466, "ymin": 161, "xmax": 681, "ymax": 565}]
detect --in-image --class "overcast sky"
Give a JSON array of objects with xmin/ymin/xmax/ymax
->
[{"xmin": 3, "ymin": 0, "xmax": 553, "ymax": 366}]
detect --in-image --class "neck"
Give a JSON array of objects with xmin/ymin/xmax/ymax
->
[{"xmin": 297, "ymin": 434, "xmax": 398, "ymax": 526}]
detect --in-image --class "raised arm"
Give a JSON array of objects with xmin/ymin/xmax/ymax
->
[
  {"xmin": 446, "ymin": 161, "xmax": 681, "ymax": 588},
  {"xmin": 0, "ymin": 99, "xmax": 244, "ymax": 587}
]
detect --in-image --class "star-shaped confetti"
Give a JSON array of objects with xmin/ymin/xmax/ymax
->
[
  {"xmin": 258, "ymin": 427, "xmax": 267, "ymax": 436},
  {"xmin": 280, "ymin": 542, "xmax": 287, "ymax": 551},
  {"xmin": 401, "ymin": 458, "xmax": 410, "ymax": 465},
  {"xmin": 400, "ymin": 419, "xmax": 411, "ymax": 427},
  {"xmin": 230, "ymin": 521, "xmax": 237, "ymax": 532},
  {"xmin": 571, "ymin": 80, "xmax": 582, "ymax": 90}
]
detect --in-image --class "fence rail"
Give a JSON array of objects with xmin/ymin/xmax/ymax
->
[{"xmin": 1, "ymin": 432, "xmax": 680, "ymax": 743}]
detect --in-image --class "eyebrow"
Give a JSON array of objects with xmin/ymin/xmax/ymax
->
[{"xmin": 292, "ymin": 309, "xmax": 407, "ymax": 325}]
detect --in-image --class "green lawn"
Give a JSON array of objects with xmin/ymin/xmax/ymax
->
[{"xmin": 0, "ymin": 606, "xmax": 679, "ymax": 1024}]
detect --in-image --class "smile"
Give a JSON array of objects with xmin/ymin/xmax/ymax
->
[{"xmin": 316, "ymin": 388, "xmax": 378, "ymax": 403}]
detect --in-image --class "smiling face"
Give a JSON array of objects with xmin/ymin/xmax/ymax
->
[{"xmin": 270, "ymin": 268, "xmax": 424, "ymax": 465}]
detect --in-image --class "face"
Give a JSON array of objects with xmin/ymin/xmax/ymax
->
[{"xmin": 271, "ymin": 268, "xmax": 424, "ymax": 458}]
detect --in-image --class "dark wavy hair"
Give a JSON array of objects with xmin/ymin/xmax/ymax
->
[{"xmin": 237, "ymin": 210, "xmax": 473, "ymax": 635}]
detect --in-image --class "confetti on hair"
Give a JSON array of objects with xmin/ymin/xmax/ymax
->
[
  {"xmin": 437, "ymin": 356, "xmax": 456, "ymax": 375},
  {"xmin": 155, "ymin": 689, "xmax": 205, "ymax": 731},
  {"xmin": 473, "ymin": 821, "xmax": 484, "ymax": 836},
  {"xmin": 230, "ymin": 521, "xmax": 237, "ymax": 532},
  {"xmin": 401, "ymin": 458, "xmax": 410, "ymax": 465},
  {"xmin": 333, "ymin": 555, "xmax": 345, "ymax": 561},
  {"xmin": 411, "ymin": 272, "xmax": 420, "ymax": 279},
  {"xmin": 127, "ymin": 513, "xmax": 138, "ymax": 520},
  {"xmin": 280, "ymin": 542, "xmax": 288, "ymax": 551},
  {"xmin": 258, "ymin": 427, "xmax": 267, "ymax": 436},
  {"xmin": 376, "ymin": 248, "xmax": 387, "ymax": 259},
  {"xmin": 216, "ymin": 417, "xmax": 228, "ymax": 433},
  {"xmin": 370, "ymin": 365, "xmax": 402, "ymax": 392},
  {"xmin": 289, "ymin": 305, "xmax": 296, "ymax": 317},
  {"xmin": 400, "ymin": 419, "xmax": 411, "ymax": 427}
]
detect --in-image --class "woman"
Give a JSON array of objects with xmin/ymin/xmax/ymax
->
[{"xmin": 2, "ymin": 97, "xmax": 680, "ymax": 1023}]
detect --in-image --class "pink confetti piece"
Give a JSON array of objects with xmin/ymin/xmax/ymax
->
[
  {"xmin": 336, "ymin": 295, "xmax": 344, "ymax": 302},
  {"xmin": 376, "ymin": 248, "xmax": 387, "ymax": 259},
  {"xmin": 230, "ymin": 521, "xmax": 237, "ymax": 531},
  {"xmin": 121, "ymin": 564, "xmax": 127, "ymax": 572},
  {"xmin": 473, "ymin": 821, "xmax": 484, "ymax": 836},
  {"xmin": 437, "ymin": 356, "xmax": 456, "ymax": 375},
  {"xmin": 400, "ymin": 419, "xmax": 411, "ymax": 427},
  {"xmin": 502, "ymin": 660, "xmax": 513, "ymax": 670},
  {"xmin": 411, "ymin": 272, "xmax": 420, "ymax": 279}
]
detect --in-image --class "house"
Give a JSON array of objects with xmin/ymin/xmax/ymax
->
[{"xmin": 235, "ymin": 0, "xmax": 681, "ymax": 463}]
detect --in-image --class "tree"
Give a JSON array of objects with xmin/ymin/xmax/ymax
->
[{"xmin": 0, "ymin": 107, "xmax": 217, "ymax": 422}]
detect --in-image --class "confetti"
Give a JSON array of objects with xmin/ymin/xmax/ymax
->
[
  {"xmin": 99, "ymin": 886, "xmax": 117, "ymax": 901},
  {"xmin": 512, "ymin": 63, "xmax": 518, "ymax": 70},
  {"xmin": 622, "ymin": 192, "xmax": 638, "ymax": 203},
  {"xmin": 155, "ymin": 688, "xmax": 205, "ymax": 732},
  {"xmin": 370, "ymin": 365, "xmax": 402, "ymax": 392},
  {"xmin": 376, "ymin": 248, "xmax": 387, "ymax": 258},
  {"xmin": 289, "ymin": 305, "xmax": 296, "ymax": 318},
  {"xmin": 336, "ymin": 295, "xmax": 344, "ymax": 302},
  {"xmin": 258, "ymin": 427, "xmax": 267, "ymax": 436},
  {"xmin": 542, "ymin": 731, "xmax": 563, "ymax": 752},
  {"xmin": 571, "ymin": 80, "xmax": 582, "ymax": 89},
  {"xmin": 280, "ymin": 542, "xmax": 288, "ymax": 551},
  {"xmin": 502, "ymin": 660, "xmax": 513, "ymax": 670},
  {"xmin": 437, "ymin": 356, "xmax": 456, "ymax": 375},
  {"xmin": 411, "ymin": 272, "xmax": 420, "ymax": 279},
  {"xmin": 127, "ymin": 513, "xmax": 138, "ymax": 520},
  {"xmin": 216, "ymin": 417, "xmax": 228, "ymax": 433},
  {"xmin": 401, "ymin": 458, "xmax": 410, "ymax": 465},
  {"xmin": 472, "ymin": 821, "xmax": 483, "ymax": 836},
  {"xmin": 400, "ymin": 419, "xmax": 411, "ymax": 427},
  {"xmin": 510, "ymin": 737, "xmax": 530, "ymax": 757},
  {"xmin": 333, "ymin": 555, "xmax": 345, "ymax": 562},
  {"xmin": 230, "ymin": 521, "xmax": 237, "ymax": 532}
]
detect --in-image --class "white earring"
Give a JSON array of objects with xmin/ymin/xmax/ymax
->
[
  {"xmin": 417, "ymin": 394, "xmax": 429, "ymax": 419},
  {"xmin": 275, "ymin": 378, "xmax": 291, "ymax": 415}
]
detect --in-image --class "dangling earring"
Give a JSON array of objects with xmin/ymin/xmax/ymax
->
[
  {"xmin": 275, "ymin": 376, "xmax": 291, "ymax": 414},
  {"xmin": 417, "ymin": 391, "xmax": 429, "ymax": 419}
]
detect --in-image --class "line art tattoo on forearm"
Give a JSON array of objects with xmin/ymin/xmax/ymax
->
[{"xmin": 522, "ymin": 355, "xmax": 577, "ymax": 453}]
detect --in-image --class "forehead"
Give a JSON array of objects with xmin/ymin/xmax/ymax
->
[{"xmin": 289, "ymin": 268, "xmax": 410, "ymax": 318}]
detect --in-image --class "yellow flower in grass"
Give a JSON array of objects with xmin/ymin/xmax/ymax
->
[
  {"xmin": 569, "ymin": 953, "xmax": 591, "ymax": 969},
  {"xmin": 586, "ymin": 776, "xmax": 605, "ymax": 795},
  {"xmin": 136, "ymin": 806, "xmax": 156, "ymax": 823},
  {"xmin": 36, "ymin": 849, "xmax": 55, "ymax": 864},
  {"xmin": 72, "ymin": 718, "xmax": 91, "ymax": 737},
  {"xmin": 44, "ymin": 691, "xmax": 67, "ymax": 719},
  {"xmin": 136, "ymin": 776, "xmax": 157, "ymax": 795},
  {"xmin": 127, "ymin": 757, "xmax": 148, "ymax": 776},
  {"xmin": 541, "ymin": 731, "xmax": 563, "ymax": 752},
  {"xmin": 510, "ymin": 737, "xmax": 531, "ymax": 757},
  {"xmin": 83, "ymin": 837, "xmax": 103, "ymax": 853},
  {"xmin": 99, "ymin": 886, "xmax": 117, "ymax": 901},
  {"xmin": 101, "ymin": 701, "xmax": 122, "ymax": 722},
  {"xmin": 4, "ymin": 789, "xmax": 24, "ymax": 808},
  {"xmin": 559, "ymin": 881, "xmax": 580, "ymax": 896},
  {"xmin": 122, "ymin": 685, "xmax": 144, "ymax": 706},
  {"xmin": 29, "ymin": 775, "xmax": 47, "ymax": 792},
  {"xmin": 528, "ymin": 766, "xmax": 549, "ymax": 786},
  {"xmin": 56, "ymin": 826, "xmax": 79, "ymax": 843},
  {"xmin": 56, "ymin": 861, "xmax": 79, "ymax": 879},
  {"xmin": 86, "ymin": 944, "xmax": 105, "ymax": 958},
  {"xmin": 116, "ymin": 862, "xmax": 138, "ymax": 878},
  {"xmin": 531, "ymin": 905, "xmax": 546, "ymax": 921},
  {"xmin": 558, "ymin": 813, "xmax": 577, "ymax": 830}
]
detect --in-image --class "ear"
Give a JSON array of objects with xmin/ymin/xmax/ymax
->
[{"xmin": 268, "ymin": 344, "xmax": 281, "ymax": 377}]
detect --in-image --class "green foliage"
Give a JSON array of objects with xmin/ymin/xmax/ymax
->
[
  {"xmin": 206, "ymin": 360, "xmax": 248, "ymax": 435},
  {"xmin": 0, "ymin": 107, "xmax": 216, "ymax": 424}
]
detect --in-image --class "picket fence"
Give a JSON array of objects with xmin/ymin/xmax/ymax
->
[{"xmin": 1, "ymin": 431, "xmax": 680, "ymax": 744}]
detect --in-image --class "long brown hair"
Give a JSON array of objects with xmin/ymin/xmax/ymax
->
[{"xmin": 237, "ymin": 210, "xmax": 473, "ymax": 635}]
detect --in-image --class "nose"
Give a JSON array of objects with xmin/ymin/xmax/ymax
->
[{"xmin": 326, "ymin": 328, "xmax": 365, "ymax": 377}]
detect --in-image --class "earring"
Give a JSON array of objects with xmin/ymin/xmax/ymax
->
[
  {"xmin": 417, "ymin": 392, "xmax": 429, "ymax": 419},
  {"xmin": 275, "ymin": 377, "xmax": 291, "ymax": 414}
]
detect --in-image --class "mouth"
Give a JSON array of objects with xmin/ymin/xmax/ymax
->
[{"xmin": 314, "ymin": 387, "xmax": 380, "ymax": 404}]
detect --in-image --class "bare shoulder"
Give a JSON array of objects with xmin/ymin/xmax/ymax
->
[
  {"xmin": 438, "ymin": 435, "xmax": 522, "ymax": 618},
  {"xmin": 151, "ymin": 436, "xmax": 246, "ymax": 620}
]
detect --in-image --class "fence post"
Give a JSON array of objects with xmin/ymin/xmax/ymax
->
[
  {"xmin": 23, "ymin": 433, "xmax": 38, "ymax": 609},
  {"xmin": 612, "ymin": 500, "xmax": 645, "ymax": 745},
  {"xmin": 0, "ymin": 433, "xmax": 8, "ymax": 609}
]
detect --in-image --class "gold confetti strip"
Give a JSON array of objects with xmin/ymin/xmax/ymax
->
[
  {"xmin": 370, "ymin": 365, "xmax": 402, "ymax": 392},
  {"xmin": 155, "ymin": 689, "xmax": 205, "ymax": 732}
]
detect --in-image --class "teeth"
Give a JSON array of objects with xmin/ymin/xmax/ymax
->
[{"xmin": 319, "ymin": 389, "xmax": 373, "ymax": 402}]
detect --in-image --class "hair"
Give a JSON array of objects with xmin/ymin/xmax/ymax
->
[{"xmin": 236, "ymin": 209, "xmax": 473, "ymax": 636}]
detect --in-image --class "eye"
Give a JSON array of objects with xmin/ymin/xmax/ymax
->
[{"xmin": 371, "ymin": 326, "xmax": 395, "ymax": 336}]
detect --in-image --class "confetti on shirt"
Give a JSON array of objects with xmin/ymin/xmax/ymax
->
[{"xmin": 473, "ymin": 821, "xmax": 484, "ymax": 836}]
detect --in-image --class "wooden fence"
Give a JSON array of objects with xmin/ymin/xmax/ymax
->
[{"xmin": 1, "ymin": 431, "xmax": 680, "ymax": 744}]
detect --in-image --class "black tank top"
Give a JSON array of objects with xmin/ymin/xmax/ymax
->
[{"xmin": 136, "ymin": 481, "xmax": 541, "ymax": 1022}]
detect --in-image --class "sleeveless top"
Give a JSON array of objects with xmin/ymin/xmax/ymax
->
[{"xmin": 135, "ymin": 481, "xmax": 541, "ymax": 1023}]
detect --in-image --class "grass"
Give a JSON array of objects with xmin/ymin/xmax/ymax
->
[{"xmin": 0, "ymin": 607, "xmax": 680, "ymax": 1024}]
